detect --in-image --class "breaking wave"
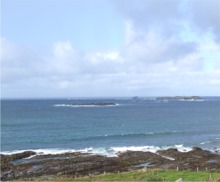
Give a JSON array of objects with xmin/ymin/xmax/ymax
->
[
  {"xmin": 54, "ymin": 103, "xmax": 120, "ymax": 107},
  {"xmin": 0, "ymin": 144, "xmax": 192, "ymax": 157}
]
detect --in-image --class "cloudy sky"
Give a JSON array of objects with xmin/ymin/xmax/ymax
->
[{"xmin": 1, "ymin": 0, "xmax": 220, "ymax": 98}]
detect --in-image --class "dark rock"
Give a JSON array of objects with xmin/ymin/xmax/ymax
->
[
  {"xmin": 156, "ymin": 148, "xmax": 181, "ymax": 160},
  {"xmin": 192, "ymin": 147, "xmax": 203, "ymax": 151},
  {"xmin": 118, "ymin": 151, "xmax": 170, "ymax": 167},
  {"xmin": 1, "ymin": 151, "xmax": 36, "ymax": 163},
  {"xmin": 1, "ymin": 151, "xmax": 36, "ymax": 176},
  {"xmin": 1, "ymin": 148, "xmax": 220, "ymax": 181}
]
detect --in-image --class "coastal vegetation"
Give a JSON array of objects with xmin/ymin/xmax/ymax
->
[{"xmin": 37, "ymin": 170, "xmax": 220, "ymax": 181}]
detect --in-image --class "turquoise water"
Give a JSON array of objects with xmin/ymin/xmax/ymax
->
[{"xmin": 1, "ymin": 97, "xmax": 220, "ymax": 155}]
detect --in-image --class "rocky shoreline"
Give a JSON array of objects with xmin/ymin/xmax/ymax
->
[{"xmin": 1, "ymin": 147, "xmax": 220, "ymax": 181}]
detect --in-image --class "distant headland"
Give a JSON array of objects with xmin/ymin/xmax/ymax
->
[{"xmin": 156, "ymin": 96, "xmax": 202, "ymax": 101}]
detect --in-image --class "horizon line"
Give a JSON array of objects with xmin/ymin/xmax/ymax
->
[{"xmin": 1, "ymin": 96, "xmax": 220, "ymax": 100}]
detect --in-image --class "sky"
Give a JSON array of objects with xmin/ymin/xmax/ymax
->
[{"xmin": 1, "ymin": 0, "xmax": 220, "ymax": 98}]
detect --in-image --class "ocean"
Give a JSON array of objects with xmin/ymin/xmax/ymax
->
[{"xmin": 1, "ymin": 97, "xmax": 220, "ymax": 156}]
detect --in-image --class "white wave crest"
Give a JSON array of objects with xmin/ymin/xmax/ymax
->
[
  {"xmin": 178, "ymin": 99, "xmax": 204, "ymax": 102},
  {"xmin": 1, "ymin": 149, "xmax": 77, "ymax": 156},
  {"xmin": 54, "ymin": 104, "xmax": 119, "ymax": 108},
  {"xmin": 200, "ymin": 141, "xmax": 211, "ymax": 145},
  {"xmin": 0, "ymin": 145, "xmax": 192, "ymax": 157}
]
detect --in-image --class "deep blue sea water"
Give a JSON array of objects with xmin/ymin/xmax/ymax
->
[{"xmin": 1, "ymin": 97, "xmax": 220, "ymax": 156}]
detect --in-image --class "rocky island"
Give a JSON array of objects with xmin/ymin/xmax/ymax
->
[
  {"xmin": 156, "ymin": 96, "xmax": 202, "ymax": 101},
  {"xmin": 1, "ymin": 147, "xmax": 220, "ymax": 181}
]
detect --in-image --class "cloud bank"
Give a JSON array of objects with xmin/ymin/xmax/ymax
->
[{"xmin": 1, "ymin": 0, "xmax": 220, "ymax": 97}]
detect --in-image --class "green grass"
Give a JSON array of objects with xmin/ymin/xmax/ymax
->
[{"xmin": 49, "ymin": 170, "xmax": 220, "ymax": 181}]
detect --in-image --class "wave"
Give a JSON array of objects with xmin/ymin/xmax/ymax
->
[
  {"xmin": 63, "ymin": 131, "xmax": 182, "ymax": 142},
  {"xmin": 0, "ymin": 149, "xmax": 77, "ymax": 156},
  {"xmin": 177, "ymin": 99, "xmax": 204, "ymax": 102},
  {"xmin": 200, "ymin": 141, "xmax": 211, "ymax": 145},
  {"xmin": 200, "ymin": 140, "xmax": 220, "ymax": 145},
  {"xmin": 0, "ymin": 144, "xmax": 192, "ymax": 157},
  {"xmin": 54, "ymin": 103, "xmax": 120, "ymax": 108}
]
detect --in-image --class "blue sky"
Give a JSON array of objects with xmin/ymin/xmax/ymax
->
[
  {"xmin": 1, "ymin": 0, "xmax": 220, "ymax": 97},
  {"xmin": 2, "ymin": 0, "xmax": 124, "ymax": 51}
]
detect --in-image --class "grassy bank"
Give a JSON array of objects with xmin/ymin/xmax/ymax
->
[{"xmin": 43, "ymin": 170, "xmax": 220, "ymax": 181}]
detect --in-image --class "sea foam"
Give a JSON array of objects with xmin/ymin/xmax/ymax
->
[
  {"xmin": 54, "ymin": 104, "xmax": 119, "ymax": 107},
  {"xmin": 0, "ymin": 145, "xmax": 192, "ymax": 158}
]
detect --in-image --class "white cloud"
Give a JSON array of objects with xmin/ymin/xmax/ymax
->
[
  {"xmin": 1, "ymin": 37, "xmax": 20, "ymax": 61},
  {"xmin": 1, "ymin": 40, "xmax": 80, "ymax": 91},
  {"xmin": 210, "ymin": 79, "xmax": 220, "ymax": 85},
  {"xmin": 1, "ymin": 38, "xmax": 40, "ymax": 84},
  {"xmin": 1, "ymin": 0, "xmax": 220, "ymax": 97},
  {"xmin": 113, "ymin": 0, "xmax": 182, "ymax": 34},
  {"xmin": 189, "ymin": 0, "xmax": 220, "ymax": 41},
  {"xmin": 122, "ymin": 21, "xmax": 197, "ymax": 68},
  {"xmin": 114, "ymin": 0, "xmax": 220, "ymax": 42},
  {"xmin": 85, "ymin": 51, "xmax": 123, "ymax": 65},
  {"xmin": 46, "ymin": 41, "xmax": 80, "ymax": 74},
  {"xmin": 1, "ymin": 31, "xmax": 220, "ymax": 97},
  {"xmin": 58, "ymin": 80, "xmax": 71, "ymax": 89},
  {"xmin": 53, "ymin": 41, "xmax": 76, "ymax": 60}
]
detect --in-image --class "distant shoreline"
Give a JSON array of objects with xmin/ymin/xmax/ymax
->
[{"xmin": 156, "ymin": 96, "xmax": 203, "ymax": 101}]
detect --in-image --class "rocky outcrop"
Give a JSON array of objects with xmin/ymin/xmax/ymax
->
[
  {"xmin": 1, "ymin": 151, "xmax": 36, "ymax": 170},
  {"xmin": 156, "ymin": 147, "xmax": 220, "ymax": 171},
  {"xmin": 118, "ymin": 151, "xmax": 170, "ymax": 166},
  {"xmin": 1, "ymin": 147, "xmax": 220, "ymax": 181},
  {"xmin": 1, "ymin": 151, "xmax": 36, "ymax": 163}
]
